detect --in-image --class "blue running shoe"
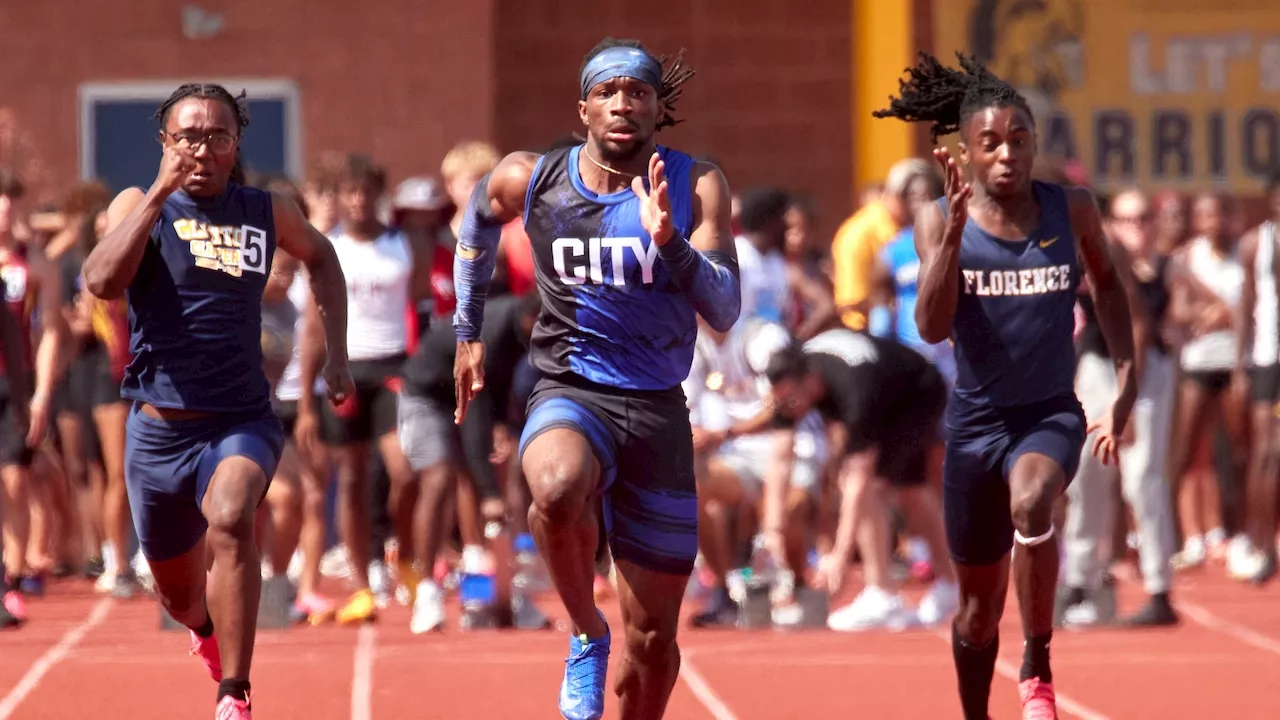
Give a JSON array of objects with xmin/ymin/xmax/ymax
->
[
  {"xmin": 559, "ymin": 620, "xmax": 610, "ymax": 720},
  {"xmin": 18, "ymin": 574, "xmax": 44, "ymax": 597}
]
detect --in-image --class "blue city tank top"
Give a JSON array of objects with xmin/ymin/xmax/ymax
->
[
  {"xmin": 523, "ymin": 145, "xmax": 698, "ymax": 391},
  {"xmin": 122, "ymin": 184, "xmax": 276, "ymax": 413}
]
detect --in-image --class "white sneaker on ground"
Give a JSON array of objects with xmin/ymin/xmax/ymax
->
[
  {"xmin": 916, "ymin": 579, "xmax": 960, "ymax": 627},
  {"xmin": 369, "ymin": 560, "xmax": 393, "ymax": 609},
  {"xmin": 410, "ymin": 580, "xmax": 446, "ymax": 634},
  {"xmin": 827, "ymin": 586, "xmax": 911, "ymax": 632}
]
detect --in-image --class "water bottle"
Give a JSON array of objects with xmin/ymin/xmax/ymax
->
[
  {"xmin": 512, "ymin": 533, "xmax": 551, "ymax": 595},
  {"xmin": 458, "ymin": 573, "xmax": 497, "ymax": 630},
  {"xmin": 737, "ymin": 536, "xmax": 775, "ymax": 630},
  {"xmin": 509, "ymin": 585, "xmax": 553, "ymax": 630},
  {"xmin": 796, "ymin": 585, "xmax": 830, "ymax": 628},
  {"xmin": 725, "ymin": 568, "xmax": 748, "ymax": 605},
  {"xmin": 749, "ymin": 535, "xmax": 777, "ymax": 582}
]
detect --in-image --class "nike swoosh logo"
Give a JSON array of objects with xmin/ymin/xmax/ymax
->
[{"xmin": 1039, "ymin": 236, "xmax": 1059, "ymax": 249}]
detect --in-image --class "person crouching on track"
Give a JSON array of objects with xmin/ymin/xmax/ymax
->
[
  {"xmin": 760, "ymin": 329, "xmax": 957, "ymax": 631},
  {"xmin": 684, "ymin": 318, "xmax": 826, "ymax": 628}
]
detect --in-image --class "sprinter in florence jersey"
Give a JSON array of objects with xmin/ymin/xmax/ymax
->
[{"xmin": 875, "ymin": 53, "xmax": 1137, "ymax": 720}]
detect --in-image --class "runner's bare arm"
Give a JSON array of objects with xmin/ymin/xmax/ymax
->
[
  {"xmin": 264, "ymin": 248, "xmax": 300, "ymax": 303},
  {"xmin": 453, "ymin": 152, "xmax": 538, "ymax": 341},
  {"xmin": 1070, "ymin": 187, "xmax": 1138, "ymax": 429},
  {"xmin": 273, "ymin": 191, "xmax": 349, "ymax": 367},
  {"xmin": 913, "ymin": 202, "xmax": 962, "ymax": 344},
  {"xmin": 83, "ymin": 188, "xmax": 162, "ymax": 299}
]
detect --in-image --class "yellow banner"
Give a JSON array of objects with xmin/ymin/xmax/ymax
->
[{"xmin": 930, "ymin": 0, "xmax": 1280, "ymax": 193}]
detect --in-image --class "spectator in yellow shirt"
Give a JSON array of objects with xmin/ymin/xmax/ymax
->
[{"xmin": 832, "ymin": 159, "xmax": 933, "ymax": 329}]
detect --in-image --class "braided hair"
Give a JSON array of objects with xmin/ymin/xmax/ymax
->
[
  {"xmin": 153, "ymin": 83, "xmax": 251, "ymax": 185},
  {"xmin": 873, "ymin": 52, "xmax": 1031, "ymax": 142},
  {"xmin": 580, "ymin": 38, "xmax": 696, "ymax": 131}
]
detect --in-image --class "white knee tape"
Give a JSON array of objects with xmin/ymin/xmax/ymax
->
[{"xmin": 1014, "ymin": 524, "xmax": 1056, "ymax": 548}]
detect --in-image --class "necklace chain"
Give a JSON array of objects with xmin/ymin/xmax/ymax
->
[{"xmin": 582, "ymin": 147, "xmax": 638, "ymax": 178}]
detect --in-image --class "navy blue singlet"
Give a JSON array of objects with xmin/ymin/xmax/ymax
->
[
  {"xmin": 122, "ymin": 184, "xmax": 276, "ymax": 413},
  {"xmin": 523, "ymin": 145, "xmax": 698, "ymax": 391},
  {"xmin": 948, "ymin": 181, "xmax": 1079, "ymax": 408}
]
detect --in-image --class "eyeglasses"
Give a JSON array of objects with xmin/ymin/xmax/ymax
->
[{"xmin": 160, "ymin": 130, "xmax": 238, "ymax": 155}]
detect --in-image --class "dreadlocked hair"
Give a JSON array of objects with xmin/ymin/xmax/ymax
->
[
  {"xmin": 153, "ymin": 83, "xmax": 251, "ymax": 185},
  {"xmin": 581, "ymin": 38, "xmax": 696, "ymax": 131},
  {"xmin": 873, "ymin": 52, "xmax": 1031, "ymax": 142}
]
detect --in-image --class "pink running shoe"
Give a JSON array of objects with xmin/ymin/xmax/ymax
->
[
  {"xmin": 433, "ymin": 558, "xmax": 451, "ymax": 585},
  {"xmin": 3, "ymin": 591, "xmax": 28, "ymax": 622},
  {"xmin": 295, "ymin": 592, "xmax": 336, "ymax": 626},
  {"xmin": 215, "ymin": 693, "xmax": 251, "ymax": 720},
  {"xmin": 910, "ymin": 560, "xmax": 936, "ymax": 583},
  {"xmin": 189, "ymin": 630, "xmax": 223, "ymax": 681},
  {"xmin": 1018, "ymin": 678, "xmax": 1058, "ymax": 720}
]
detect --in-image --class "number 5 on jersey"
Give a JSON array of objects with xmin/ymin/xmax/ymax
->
[{"xmin": 174, "ymin": 219, "xmax": 269, "ymax": 277}]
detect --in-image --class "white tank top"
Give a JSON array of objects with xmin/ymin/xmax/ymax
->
[
  {"xmin": 682, "ymin": 320, "xmax": 828, "ymax": 465},
  {"xmin": 735, "ymin": 237, "xmax": 792, "ymax": 326},
  {"xmin": 1180, "ymin": 237, "xmax": 1243, "ymax": 372},
  {"xmin": 275, "ymin": 272, "xmax": 313, "ymax": 402},
  {"xmin": 332, "ymin": 228, "xmax": 413, "ymax": 361},
  {"xmin": 685, "ymin": 322, "xmax": 773, "ymax": 429},
  {"xmin": 1252, "ymin": 221, "xmax": 1279, "ymax": 368}
]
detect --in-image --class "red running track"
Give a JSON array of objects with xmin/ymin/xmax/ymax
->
[{"xmin": 2, "ymin": 568, "xmax": 1278, "ymax": 719}]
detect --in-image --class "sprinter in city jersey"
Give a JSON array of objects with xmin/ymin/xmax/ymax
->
[
  {"xmin": 452, "ymin": 37, "xmax": 741, "ymax": 720},
  {"xmin": 81, "ymin": 83, "xmax": 352, "ymax": 720}
]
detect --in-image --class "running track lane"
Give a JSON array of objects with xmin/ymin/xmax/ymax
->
[{"xmin": 3, "ymin": 570, "xmax": 1278, "ymax": 718}]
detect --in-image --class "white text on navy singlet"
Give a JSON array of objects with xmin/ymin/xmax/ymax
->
[
  {"xmin": 552, "ymin": 236, "xmax": 659, "ymax": 286},
  {"xmin": 172, "ymin": 219, "xmax": 270, "ymax": 278},
  {"xmin": 960, "ymin": 264, "xmax": 1073, "ymax": 297}
]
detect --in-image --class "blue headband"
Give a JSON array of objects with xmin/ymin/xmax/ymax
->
[{"xmin": 579, "ymin": 47, "xmax": 663, "ymax": 99}]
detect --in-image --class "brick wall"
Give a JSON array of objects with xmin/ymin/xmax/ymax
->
[
  {"xmin": 0, "ymin": 0, "xmax": 855, "ymax": 233},
  {"xmin": 494, "ymin": 0, "xmax": 854, "ymax": 240},
  {"xmin": 0, "ymin": 1, "xmax": 494, "ymax": 203}
]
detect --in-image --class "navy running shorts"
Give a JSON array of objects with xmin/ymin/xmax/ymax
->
[
  {"xmin": 319, "ymin": 355, "xmax": 403, "ymax": 445},
  {"xmin": 518, "ymin": 374, "xmax": 697, "ymax": 576},
  {"xmin": 125, "ymin": 402, "xmax": 285, "ymax": 562},
  {"xmin": 942, "ymin": 393, "xmax": 1086, "ymax": 566}
]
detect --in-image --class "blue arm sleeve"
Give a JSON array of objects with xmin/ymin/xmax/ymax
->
[
  {"xmin": 452, "ymin": 175, "xmax": 504, "ymax": 342},
  {"xmin": 656, "ymin": 235, "xmax": 742, "ymax": 332}
]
